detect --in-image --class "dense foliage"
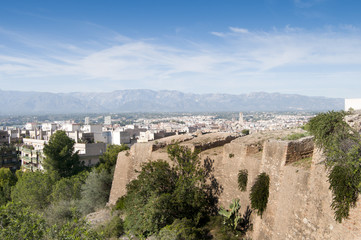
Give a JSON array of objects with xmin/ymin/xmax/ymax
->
[
  {"xmin": 96, "ymin": 144, "xmax": 129, "ymax": 173},
  {"xmin": 250, "ymin": 172, "xmax": 270, "ymax": 217},
  {"xmin": 0, "ymin": 136, "xmax": 131, "ymax": 238},
  {"xmin": 43, "ymin": 130, "xmax": 84, "ymax": 178},
  {"xmin": 11, "ymin": 171, "xmax": 55, "ymax": 210},
  {"xmin": 238, "ymin": 169, "xmax": 248, "ymax": 192},
  {"xmin": 308, "ymin": 111, "xmax": 361, "ymax": 222},
  {"xmin": 43, "ymin": 131, "xmax": 84, "ymax": 177},
  {"xmin": 0, "ymin": 202, "xmax": 102, "ymax": 239},
  {"xmin": 157, "ymin": 218, "xmax": 205, "ymax": 240},
  {"xmin": 0, "ymin": 168, "xmax": 17, "ymax": 206},
  {"xmin": 79, "ymin": 169, "xmax": 113, "ymax": 215},
  {"xmin": 122, "ymin": 144, "xmax": 220, "ymax": 237}
]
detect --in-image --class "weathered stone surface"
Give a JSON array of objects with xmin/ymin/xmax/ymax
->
[{"xmin": 108, "ymin": 129, "xmax": 361, "ymax": 239}]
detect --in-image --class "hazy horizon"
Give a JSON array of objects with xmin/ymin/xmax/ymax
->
[{"xmin": 0, "ymin": 88, "xmax": 345, "ymax": 99}]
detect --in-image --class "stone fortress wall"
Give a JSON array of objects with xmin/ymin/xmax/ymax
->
[{"xmin": 109, "ymin": 130, "xmax": 361, "ymax": 240}]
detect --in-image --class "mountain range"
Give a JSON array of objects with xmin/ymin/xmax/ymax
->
[{"xmin": 0, "ymin": 89, "xmax": 344, "ymax": 114}]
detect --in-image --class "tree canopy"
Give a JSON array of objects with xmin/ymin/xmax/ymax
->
[
  {"xmin": 122, "ymin": 144, "xmax": 220, "ymax": 237},
  {"xmin": 0, "ymin": 168, "xmax": 17, "ymax": 206},
  {"xmin": 11, "ymin": 171, "xmax": 55, "ymax": 210},
  {"xmin": 96, "ymin": 144, "xmax": 129, "ymax": 173},
  {"xmin": 43, "ymin": 130, "xmax": 83, "ymax": 178}
]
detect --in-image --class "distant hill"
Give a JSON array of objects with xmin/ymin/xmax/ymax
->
[{"xmin": 0, "ymin": 89, "xmax": 344, "ymax": 114}]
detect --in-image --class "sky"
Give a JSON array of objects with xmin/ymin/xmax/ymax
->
[{"xmin": 1, "ymin": 0, "xmax": 361, "ymax": 98}]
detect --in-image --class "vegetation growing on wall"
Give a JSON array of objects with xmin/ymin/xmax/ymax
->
[
  {"xmin": 242, "ymin": 129, "xmax": 250, "ymax": 135},
  {"xmin": 219, "ymin": 198, "xmax": 242, "ymax": 231},
  {"xmin": 250, "ymin": 172, "xmax": 270, "ymax": 217},
  {"xmin": 308, "ymin": 110, "xmax": 361, "ymax": 222},
  {"xmin": 238, "ymin": 169, "xmax": 248, "ymax": 192},
  {"xmin": 121, "ymin": 144, "xmax": 220, "ymax": 238},
  {"xmin": 283, "ymin": 132, "xmax": 309, "ymax": 140}
]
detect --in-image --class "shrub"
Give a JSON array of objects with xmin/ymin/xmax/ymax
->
[
  {"xmin": 204, "ymin": 215, "xmax": 241, "ymax": 240},
  {"xmin": 250, "ymin": 172, "xmax": 270, "ymax": 217},
  {"xmin": 11, "ymin": 171, "xmax": 55, "ymax": 210},
  {"xmin": 97, "ymin": 144, "xmax": 129, "ymax": 173},
  {"xmin": 114, "ymin": 196, "xmax": 126, "ymax": 212},
  {"xmin": 229, "ymin": 153, "xmax": 234, "ymax": 158},
  {"xmin": 50, "ymin": 171, "xmax": 88, "ymax": 203},
  {"xmin": 158, "ymin": 218, "xmax": 205, "ymax": 240},
  {"xmin": 237, "ymin": 169, "xmax": 248, "ymax": 192},
  {"xmin": 308, "ymin": 111, "xmax": 349, "ymax": 150},
  {"xmin": 284, "ymin": 132, "xmax": 309, "ymax": 140},
  {"xmin": 0, "ymin": 202, "xmax": 47, "ymax": 239},
  {"xmin": 46, "ymin": 217, "xmax": 102, "ymax": 239},
  {"xmin": 97, "ymin": 215, "xmax": 124, "ymax": 238},
  {"xmin": 308, "ymin": 111, "xmax": 361, "ymax": 222},
  {"xmin": 328, "ymin": 164, "xmax": 361, "ymax": 222},
  {"xmin": 79, "ymin": 169, "xmax": 113, "ymax": 215},
  {"xmin": 241, "ymin": 129, "xmax": 250, "ymax": 135},
  {"xmin": 0, "ymin": 168, "xmax": 17, "ymax": 206},
  {"xmin": 43, "ymin": 200, "xmax": 81, "ymax": 226}
]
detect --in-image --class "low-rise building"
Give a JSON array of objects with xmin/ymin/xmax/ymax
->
[{"xmin": 20, "ymin": 136, "xmax": 106, "ymax": 171}]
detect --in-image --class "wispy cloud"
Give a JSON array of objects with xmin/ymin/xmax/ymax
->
[
  {"xmin": 229, "ymin": 27, "xmax": 249, "ymax": 34},
  {"xmin": 1, "ymin": 25, "xmax": 361, "ymax": 97},
  {"xmin": 293, "ymin": 0, "xmax": 325, "ymax": 8}
]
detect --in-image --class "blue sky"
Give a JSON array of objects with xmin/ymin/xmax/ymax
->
[{"xmin": 1, "ymin": 0, "xmax": 361, "ymax": 97}]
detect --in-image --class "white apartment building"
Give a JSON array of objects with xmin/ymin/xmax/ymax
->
[
  {"xmin": 82, "ymin": 124, "xmax": 107, "ymax": 143},
  {"xmin": 42, "ymin": 123, "xmax": 57, "ymax": 131},
  {"xmin": 20, "ymin": 136, "xmax": 106, "ymax": 171},
  {"xmin": 345, "ymin": 98, "xmax": 361, "ymax": 111},
  {"xmin": 111, "ymin": 129, "xmax": 131, "ymax": 145}
]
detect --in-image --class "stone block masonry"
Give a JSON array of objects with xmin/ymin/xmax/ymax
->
[{"xmin": 108, "ymin": 130, "xmax": 360, "ymax": 239}]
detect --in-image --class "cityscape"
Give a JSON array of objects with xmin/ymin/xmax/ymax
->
[
  {"xmin": 1, "ymin": 0, "xmax": 361, "ymax": 239},
  {"xmin": 0, "ymin": 111, "xmax": 314, "ymax": 171}
]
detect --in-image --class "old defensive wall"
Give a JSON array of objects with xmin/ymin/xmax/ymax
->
[{"xmin": 109, "ymin": 130, "xmax": 361, "ymax": 239}]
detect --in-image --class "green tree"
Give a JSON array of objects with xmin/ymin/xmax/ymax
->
[
  {"xmin": 123, "ymin": 160, "xmax": 177, "ymax": 236},
  {"xmin": 96, "ymin": 144, "xmax": 129, "ymax": 173},
  {"xmin": 0, "ymin": 168, "xmax": 17, "ymax": 206},
  {"xmin": 43, "ymin": 130, "xmax": 83, "ymax": 178},
  {"xmin": 11, "ymin": 171, "xmax": 55, "ymax": 210},
  {"xmin": 79, "ymin": 169, "xmax": 113, "ymax": 215},
  {"xmin": 50, "ymin": 171, "xmax": 89, "ymax": 203},
  {"xmin": 0, "ymin": 202, "xmax": 47, "ymax": 240},
  {"xmin": 123, "ymin": 144, "xmax": 220, "ymax": 237}
]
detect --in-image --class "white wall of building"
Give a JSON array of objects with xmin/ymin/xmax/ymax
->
[
  {"xmin": 42, "ymin": 123, "xmax": 57, "ymax": 131},
  {"xmin": 62, "ymin": 123, "xmax": 81, "ymax": 132},
  {"xmin": 104, "ymin": 116, "xmax": 111, "ymax": 125},
  {"xmin": 25, "ymin": 123, "xmax": 37, "ymax": 130},
  {"xmin": 345, "ymin": 99, "xmax": 361, "ymax": 111},
  {"xmin": 112, "ymin": 130, "xmax": 131, "ymax": 145}
]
